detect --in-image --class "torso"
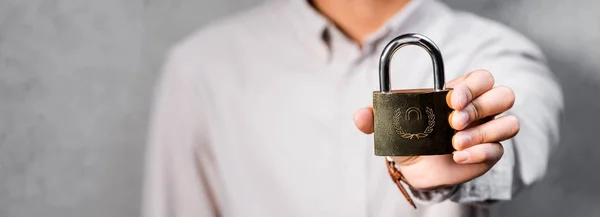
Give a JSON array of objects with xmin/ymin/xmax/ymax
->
[{"xmin": 174, "ymin": 0, "xmax": 522, "ymax": 216}]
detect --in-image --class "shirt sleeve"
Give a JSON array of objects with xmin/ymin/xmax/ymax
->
[
  {"xmin": 447, "ymin": 34, "xmax": 564, "ymax": 204},
  {"xmin": 141, "ymin": 49, "xmax": 219, "ymax": 217}
]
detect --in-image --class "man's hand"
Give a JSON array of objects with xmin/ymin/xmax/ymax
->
[{"xmin": 353, "ymin": 70, "xmax": 520, "ymax": 190}]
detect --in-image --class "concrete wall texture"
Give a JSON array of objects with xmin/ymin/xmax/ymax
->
[{"xmin": 0, "ymin": 0, "xmax": 598, "ymax": 217}]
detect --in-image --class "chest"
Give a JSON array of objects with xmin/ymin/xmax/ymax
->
[
  {"xmin": 201, "ymin": 46, "xmax": 466, "ymax": 216},
  {"xmin": 207, "ymin": 49, "xmax": 447, "ymax": 165}
]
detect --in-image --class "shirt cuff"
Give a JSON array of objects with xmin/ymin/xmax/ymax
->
[
  {"xmin": 404, "ymin": 138, "xmax": 515, "ymax": 206},
  {"xmin": 449, "ymin": 138, "xmax": 516, "ymax": 205},
  {"xmin": 405, "ymin": 183, "xmax": 460, "ymax": 205}
]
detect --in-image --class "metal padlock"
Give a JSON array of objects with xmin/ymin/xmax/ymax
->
[{"xmin": 373, "ymin": 33, "xmax": 455, "ymax": 156}]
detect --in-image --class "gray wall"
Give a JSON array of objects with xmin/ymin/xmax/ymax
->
[
  {"xmin": 1, "ymin": 1, "xmax": 144, "ymax": 216},
  {"xmin": 0, "ymin": 0, "xmax": 598, "ymax": 217}
]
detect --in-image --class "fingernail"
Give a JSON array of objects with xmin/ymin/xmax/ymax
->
[
  {"xmin": 452, "ymin": 111, "xmax": 469, "ymax": 129},
  {"xmin": 453, "ymin": 134, "xmax": 471, "ymax": 150},
  {"xmin": 446, "ymin": 90, "xmax": 453, "ymax": 108},
  {"xmin": 454, "ymin": 151, "xmax": 470, "ymax": 163},
  {"xmin": 448, "ymin": 112, "xmax": 455, "ymax": 129}
]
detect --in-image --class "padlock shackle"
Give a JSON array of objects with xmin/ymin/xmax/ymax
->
[{"xmin": 379, "ymin": 33, "xmax": 445, "ymax": 93}]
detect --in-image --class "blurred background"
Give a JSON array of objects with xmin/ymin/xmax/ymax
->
[{"xmin": 1, "ymin": 0, "xmax": 599, "ymax": 216}]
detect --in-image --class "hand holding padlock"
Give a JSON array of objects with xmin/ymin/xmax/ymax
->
[{"xmin": 353, "ymin": 33, "xmax": 520, "ymax": 201}]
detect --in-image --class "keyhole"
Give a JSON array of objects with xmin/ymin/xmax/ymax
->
[{"xmin": 404, "ymin": 107, "xmax": 422, "ymax": 121}]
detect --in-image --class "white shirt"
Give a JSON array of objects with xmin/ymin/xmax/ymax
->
[{"xmin": 141, "ymin": 0, "xmax": 564, "ymax": 217}]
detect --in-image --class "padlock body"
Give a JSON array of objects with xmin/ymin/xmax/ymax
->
[{"xmin": 373, "ymin": 88, "xmax": 454, "ymax": 156}]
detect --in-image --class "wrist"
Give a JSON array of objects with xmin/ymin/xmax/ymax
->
[
  {"xmin": 386, "ymin": 157, "xmax": 460, "ymax": 208},
  {"xmin": 396, "ymin": 166, "xmax": 452, "ymax": 191},
  {"xmin": 392, "ymin": 155, "xmax": 458, "ymax": 190}
]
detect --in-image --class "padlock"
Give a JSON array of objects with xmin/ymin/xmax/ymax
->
[{"xmin": 373, "ymin": 33, "xmax": 455, "ymax": 156}]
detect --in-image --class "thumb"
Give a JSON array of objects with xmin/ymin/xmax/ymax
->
[{"xmin": 354, "ymin": 106, "xmax": 374, "ymax": 134}]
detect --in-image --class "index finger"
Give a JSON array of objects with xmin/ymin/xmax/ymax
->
[{"xmin": 448, "ymin": 70, "xmax": 495, "ymax": 110}]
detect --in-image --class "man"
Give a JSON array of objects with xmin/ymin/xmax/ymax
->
[{"xmin": 142, "ymin": 0, "xmax": 563, "ymax": 216}]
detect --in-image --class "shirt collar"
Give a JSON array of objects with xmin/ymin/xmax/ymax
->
[
  {"xmin": 287, "ymin": 0, "xmax": 433, "ymax": 46},
  {"xmin": 286, "ymin": 0, "xmax": 330, "ymax": 41},
  {"xmin": 365, "ymin": 0, "xmax": 432, "ymax": 45}
]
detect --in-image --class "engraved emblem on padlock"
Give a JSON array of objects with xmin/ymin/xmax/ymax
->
[{"xmin": 373, "ymin": 33, "xmax": 455, "ymax": 156}]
